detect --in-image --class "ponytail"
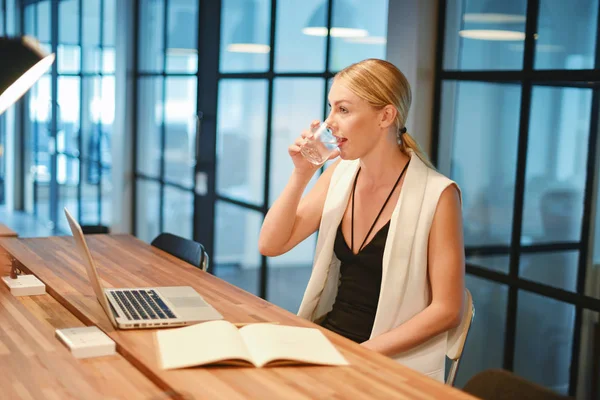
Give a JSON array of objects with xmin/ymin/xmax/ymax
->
[{"xmin": 399, "ymin": 131, "xmax": 435, "ymax": 170}]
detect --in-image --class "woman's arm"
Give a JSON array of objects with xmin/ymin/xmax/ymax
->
[
  {"xmin": 258, "ymin": 158, "xmax": 341, "ymax": 257},
  {"xmin": 361, "ymin": 184, "xmax": 465, "ymax": 356}
]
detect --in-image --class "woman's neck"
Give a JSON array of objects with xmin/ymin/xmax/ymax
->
[{"xmin": 358, "ymin": 141, "xmax": 410, "ymax": 190}]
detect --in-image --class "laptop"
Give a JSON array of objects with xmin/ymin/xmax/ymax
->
[{"xmin": 64, "ymin": 208, "xmax": 223, "ymax": 329}]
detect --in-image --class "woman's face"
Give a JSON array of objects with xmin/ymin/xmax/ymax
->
[{"xmin": 325, "ymin": 79, "xmax": 385, "ymax": 160}]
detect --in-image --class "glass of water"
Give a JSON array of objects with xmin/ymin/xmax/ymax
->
[{"xmin": 300, "ymin": 123, "xmax": 338, "ymax": 165}]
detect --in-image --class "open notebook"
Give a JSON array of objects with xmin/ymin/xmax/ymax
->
[{"xmin": 155, "ymin": 320, "xmax": 349, "ymax": 369}]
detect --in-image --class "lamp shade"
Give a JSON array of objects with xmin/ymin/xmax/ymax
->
[
  {"xmin": 226, "ymin": 1, "xmax": 270, "ymax": 54},
  {"xmin": 303, "ymin": 1, "xmax": 368, "ymax": 38},
  {"xmin": 227, "ymin": 20, "xmax": 270, "ymax": 54},
  {"xmin": 0, "ymin": 36, "xmax": 55, "ymax": 115}
]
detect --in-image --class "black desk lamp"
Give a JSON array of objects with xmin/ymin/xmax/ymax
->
[{"xmin": 0, "ymin": 36, "xmax": 55, "ymax": 115}]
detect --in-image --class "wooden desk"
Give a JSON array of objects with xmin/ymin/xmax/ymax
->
[
  {"xmin": 0, "ymin": 235, "xmax": 477, "ymax": 399},
  {"xmin": 0, "ymin": 253, "xmax": 165, "ymax": 399},
  {"xmin": 0, "ymin": 223, "xmax": 18, "ymax": 237}
]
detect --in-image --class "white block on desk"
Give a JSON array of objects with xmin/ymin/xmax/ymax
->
[
  {"xmin": 2, "ymin": 274, "xmax": 46, "ymax": 296},
  {"xmin": 55, "ymin": 326, "xmax": 116, "ymax": 359}
]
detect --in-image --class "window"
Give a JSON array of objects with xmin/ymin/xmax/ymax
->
[
  {"xmin": 132, "ymin": 0, "xmax": 390, "ymax": 312},
  {"xmin": 434, "ymin": 0, "xmax": 600, "ymax": 396},
  {"xmin": 22, "ymin": 0, "xmax": 115, "ymax": 232}
]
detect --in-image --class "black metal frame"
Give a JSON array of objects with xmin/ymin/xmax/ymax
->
[
  {"xmin": 132, "ymin": 0, "xmax": 216, "ymax": 244},
  {"xmin": 76, "ymin": 0, "xmax": 82, "ymax": 221},
  {"xmin": 158, "ymin": 0, "xmax": 169, "ymax": 234},
  {"xmin": 433, "ymin": 0, "xmax": 600, "ymax": 395},
  {"xmin": 131, "ymin": 0, "xmax": 139, "ymax": 233},
  {"xmin": 20, "ymin": 0, "xmax": 113, "ymax": 231},
  {"xmin": 49, "ymin": 0, "xmax": 58, "ymax": 226},
  {"xmin": 23, "ymin": 3, "xmax": 40, "ymax": 218}
]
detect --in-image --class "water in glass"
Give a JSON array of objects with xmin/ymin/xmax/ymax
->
[{"xmin": 300, "ymin": 123, "xmax": 338, "ymax": 165}]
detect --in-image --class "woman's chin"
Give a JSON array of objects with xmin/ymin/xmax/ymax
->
[{"xmin": 339, "ymin": 149, "xmax": 357, "ymax": 161}]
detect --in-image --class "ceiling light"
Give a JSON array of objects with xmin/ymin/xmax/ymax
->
[
  {"xmin": 344, "ymin": 36, "xmax": 386, "ymax": 45},
  {"xmin": 303, "ymin": 2, "xmax": 368, "ymax": 39},
  {"xmin": 227, "ymin": 43, "xmax": 271, "ymax": 54},
  {"xmin": 302, "ymin": 27, "xmax": 368, "ymax": 38},
  {"xmin": 459, "ymin": 30, "xmax": 526, "ymax": 41}
]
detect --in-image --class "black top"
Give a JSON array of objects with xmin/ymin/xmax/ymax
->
[
  {"xmin": 319, "ymin": 161, "xmax": 410, "ymax": 343},
  {"xmin": 319, "ymin": 222, "xmax": 389, "ymax": 343}
]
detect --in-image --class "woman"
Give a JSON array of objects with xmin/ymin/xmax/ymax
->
[{"xmin": 258, "ymin": 58, "xmax": 465, "ymax": 381}]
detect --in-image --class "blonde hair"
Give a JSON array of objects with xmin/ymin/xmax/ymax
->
[{"xmin": 334, "ymin": 58, "xmax": 434, "ymax": 169}]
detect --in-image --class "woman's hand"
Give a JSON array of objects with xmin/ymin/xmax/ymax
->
[
  {"xmin": 288, "ymin": 120, "xmax": 322, "ymax": 174},
  {"xmin": 288, "ymin": 120, "xmax": 339, "ymax": 175}
]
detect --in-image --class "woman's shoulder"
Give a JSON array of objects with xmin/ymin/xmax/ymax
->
[
  {"xmin": 410, "ymin": 153, "xmax": 460, "ymax": 195},
  {"xmin": 407, "ymin": 153, "xmax": 453, "ymax": 182},
  {"xmin": 427, "ymin": 166, "xmax": 456, "ymax": 186},
  {"xmin": 424, "ymin": 165, "xmax": 462, "ymax": 201}
]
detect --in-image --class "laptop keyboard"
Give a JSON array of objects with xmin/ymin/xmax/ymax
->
[{"xmin": 108, "ymin": 289, "xmax": 177, "ymax": 321}]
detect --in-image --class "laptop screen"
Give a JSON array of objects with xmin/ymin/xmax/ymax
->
[{"xmin": 64, "ymin": 207, "xmax": 117, "ymax": 327}]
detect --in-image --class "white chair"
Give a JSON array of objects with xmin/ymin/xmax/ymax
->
[{"xmin": 446, "ymin": 288, "xmax": 475, "ymax": 386}]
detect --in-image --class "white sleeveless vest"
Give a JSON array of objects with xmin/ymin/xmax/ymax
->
[{"xmin": 297, "ymin": 150, "xmax": 459, "ymax": 381}]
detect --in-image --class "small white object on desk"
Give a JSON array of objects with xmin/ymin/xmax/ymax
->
[
  {"xmin": 55, "ymin": 326, "xmax": 116, "ymax": 359},
  {"xmin": 2, "ymin": 274, "xmax": 46, "ymax": 296}
]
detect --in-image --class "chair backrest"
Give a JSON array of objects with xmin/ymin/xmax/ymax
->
[
  {"xmin": 150, "ymin": 233, "xmax": 209, "ymax": 272},
  {"xmin": 81, "ymin": 225, "xmax": 110, "ymax": 234},
  {"xmin": 445, "ymin": 288, "xmax": 474, "ymax": 386},
  {"xmin": 463, "ymin": 369, "xmax": 573, "ymax": 400}
]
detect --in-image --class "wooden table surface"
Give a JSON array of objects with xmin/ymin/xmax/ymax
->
[
  {"xmin": 0, "ymin": 235, "xmax": 478, "ymax": 400},
  {"xmin": 0, "ymin": 250, "xmax": 165, "ymax": 400}
]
